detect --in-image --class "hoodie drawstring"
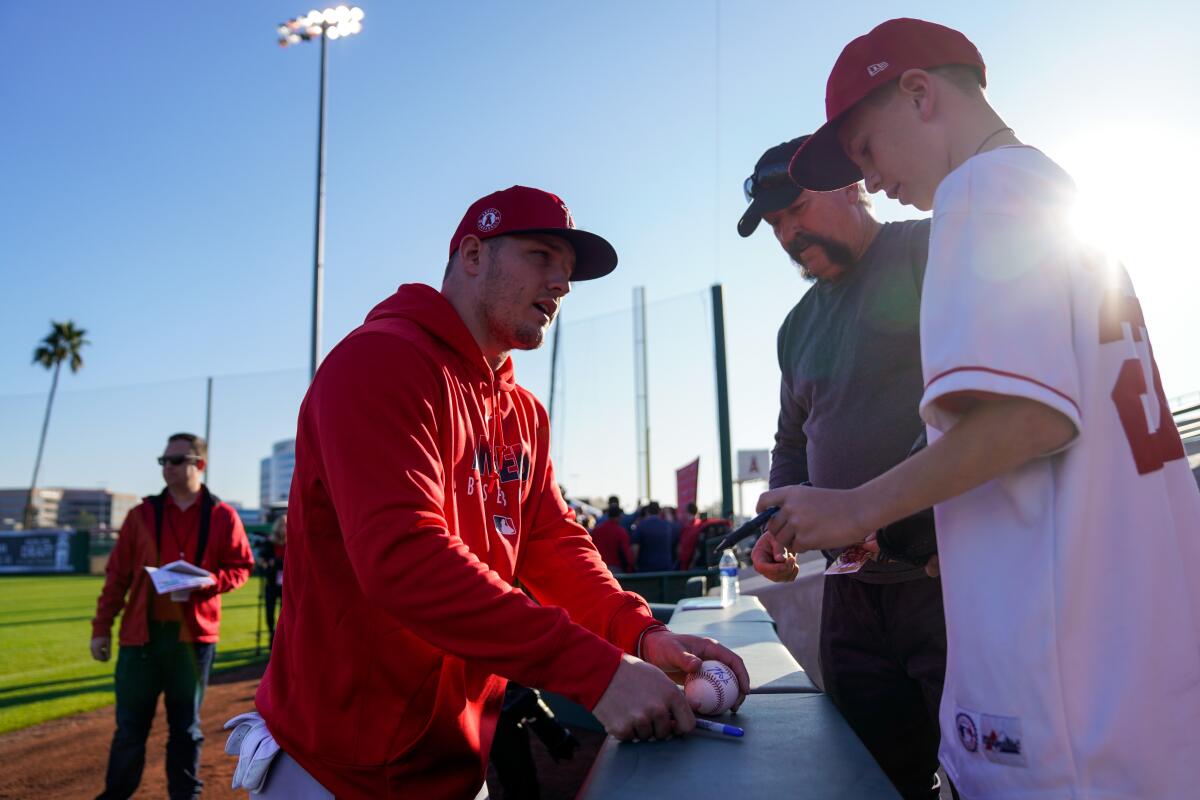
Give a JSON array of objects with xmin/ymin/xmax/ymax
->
[{"xmin": 486, "ymin": 379, "xmax": 501, "ymax": 495}]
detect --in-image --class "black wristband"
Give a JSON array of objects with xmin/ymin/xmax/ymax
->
[{"xmin": 874, "ymin": 507, "xmax": 937, "ymax": 567}]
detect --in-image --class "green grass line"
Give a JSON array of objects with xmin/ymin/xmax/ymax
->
[{"xmin": 0, "ymin": 575, "xmax": 270, "ymax": 734}]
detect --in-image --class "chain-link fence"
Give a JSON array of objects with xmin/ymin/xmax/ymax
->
[{"xmin": 2, "ymin": 286, "xmax": 745, "ymax": 537}]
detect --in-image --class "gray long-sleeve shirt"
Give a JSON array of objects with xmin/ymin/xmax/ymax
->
[{"xmin": 770, "ymin": 219, "xmax": 931, "ymax": 583}]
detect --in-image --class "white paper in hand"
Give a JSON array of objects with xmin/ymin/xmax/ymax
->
[{"xmin": 145, "ymin": 560, "xmax": 214, "ymax": 595}]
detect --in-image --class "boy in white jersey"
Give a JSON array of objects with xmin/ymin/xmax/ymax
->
[{"xmin": 763, "ymin": 17, "xmax": 1200, "ymax": 799}]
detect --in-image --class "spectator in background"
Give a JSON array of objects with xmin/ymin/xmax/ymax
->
[
  {"xmin": 676, "ymin": 503, "xmax": 703, "ymax": 570},
  {"xmin": 590, "ymin": 506, "xmax": 635, "ymax": 573},
  {"xmin": 606, "ymin": 494, "xmax": 639, "ymax": 535},
  {"xmin": 630, "ymin": 502, "xmax": 677, "ymax": 572},
  {"xmin": 620, "ymin": 503, "xmax": 641, "ymax": 534},
  {"xmin": 663, "ymin": 506, "xmax": 681, "ymax": 551},
  {"xmin": 257, "ymin": 513, "xmax": 287, "ymax": 649},
  {"xmin": 91, "ymin": 432, "xmax": 254, "ymax": 799}
]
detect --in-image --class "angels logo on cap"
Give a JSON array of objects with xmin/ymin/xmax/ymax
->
[
  {"xmin": 477, "ymin": 208, "xmax": 501, "ymax": 232},
  {"xmin": 448, "ymin": 185, "xmax": 619, "ymax": 281}
]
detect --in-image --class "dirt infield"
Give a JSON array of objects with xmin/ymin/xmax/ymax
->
[
  {"xmin": 0, "ymin": 661, "xmax": 601, "ymax": 799},
  {"xmin": 0, "ymin": 663, "xmax": 264, "ymax": 799}
]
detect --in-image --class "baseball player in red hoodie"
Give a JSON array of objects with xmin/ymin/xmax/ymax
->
[{"xmin": 225, "ymin": 186, "xmax": 749, "ymax": 798}]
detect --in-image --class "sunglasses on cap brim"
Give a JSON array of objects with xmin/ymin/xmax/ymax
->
[{"xmin": 743, "ymin": 161, "xmax": 796, "ymax": 204}]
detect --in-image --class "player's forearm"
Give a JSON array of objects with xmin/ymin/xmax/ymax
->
[
  {"xmin": 522, "ymin": 534, "xmax": 658, "ymax": 654},
  {"xmin": 853, "ymin": 396, "xmax": 1075, "ymax": 532}
]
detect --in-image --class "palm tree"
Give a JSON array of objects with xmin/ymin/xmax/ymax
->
[{"xmin": 23, "ymin": 321, "xmax": 90, "ymax": 529}]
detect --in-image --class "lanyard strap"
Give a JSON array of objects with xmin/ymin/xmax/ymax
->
[{"xmin": 151, "ymin": 486, "xmax": 217, "ymax": 565}]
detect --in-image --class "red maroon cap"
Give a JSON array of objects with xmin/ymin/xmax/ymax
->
[
  {"xmin": 448, "ymin": 186, "xmax": 618, "ymax": 281},
  {"xmin": 789, "ymin": 18, "xmax": 986, "ymax": 191}
]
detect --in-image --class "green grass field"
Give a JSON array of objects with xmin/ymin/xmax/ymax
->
[{"xmin": 0, "ymin": 574, "xmax": 269, "ymax": 734}]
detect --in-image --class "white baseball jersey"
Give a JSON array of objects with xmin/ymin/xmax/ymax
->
[{"xmin": 920, "ymin": 145, "xmax": 1200, "ymax": 798}]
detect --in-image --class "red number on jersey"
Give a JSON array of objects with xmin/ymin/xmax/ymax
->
[{"xmin": 1100, "ymin": 289, "xmax": 1185, "ymax": 475}]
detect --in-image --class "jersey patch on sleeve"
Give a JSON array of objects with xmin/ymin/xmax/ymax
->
[{"xmin": 981, "ymin": 712, "xmax": 1027, "ymax": 767}]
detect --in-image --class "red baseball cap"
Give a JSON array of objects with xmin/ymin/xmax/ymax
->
[
  {"xmin": 448, "ymin": 186, "xmax": 618, "ymax": 281},
  {"xmin": 788, "ymin": 18, "xmax": 986, "ymax": 191}
]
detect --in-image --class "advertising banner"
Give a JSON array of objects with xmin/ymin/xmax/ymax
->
[
  {"xmin": 0, "ymin": 530, "xmax": 84, "ymax": 574},
  {"xmin": 676, "ymin": 458, "xmax": 700, "ymax": 510}
]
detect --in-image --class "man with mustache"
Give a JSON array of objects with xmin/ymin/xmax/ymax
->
[
  {"xmin": 739, "ymin": 138, "xmax": 950, "ymax": 799},
  {"xmin": 225, "ymin": 186, "xmax": 749, "ymax": 798},
  {"xmin": 777, "ymin": 17, "xmax": 1200, "ymax": 798}
]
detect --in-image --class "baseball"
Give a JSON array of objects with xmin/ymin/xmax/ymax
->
[{"xmin": 684, "ymin": 660, "xmax": 738, "ymax": 715}]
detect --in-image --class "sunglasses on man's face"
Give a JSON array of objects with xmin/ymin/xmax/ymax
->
[{"xmin": 158, "ymin": 455, "xmax": 199, "ymax": 467}]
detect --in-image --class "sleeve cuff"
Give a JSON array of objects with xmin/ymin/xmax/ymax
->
[
  {"xmin": 608, "ymin": 599, "xmax": 662, "ymax": 655},
  {"xmin": 921, "ymin": 365, "xmax": 1082, "ymax": 449},
  {"xmin": 636, "ymin": 624, "xmax": 669, "ymax": 659}
]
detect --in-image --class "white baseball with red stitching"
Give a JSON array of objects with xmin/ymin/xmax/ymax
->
[{"xmin": 684, "ymin": 660, "xmax": 738, "ymax": 714}]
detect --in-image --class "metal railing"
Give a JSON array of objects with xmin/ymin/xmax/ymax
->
[{"xmin": 1173, "ymin": 402, "xmax": 1200, "ymax": 445}]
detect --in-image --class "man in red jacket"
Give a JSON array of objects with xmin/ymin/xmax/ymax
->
[
  {"xmin": 91, "ymin": 432, "xmax": 254, "ymax": 799},
  {"xmin": 236, "ymin": 186, "xmax": 749, "ymax": 799},
  {"xmin": 590, "ymin": 505, "xmax": 636, "ymax": 572}
]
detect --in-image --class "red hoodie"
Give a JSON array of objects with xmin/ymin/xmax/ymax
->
[
  {"xmin": 256, "ymin": 284, "xmax": 658, "ymax": 799},
  {"xmin": 91, "ymin": 491, "xmax": 253, "ymax": 645}
]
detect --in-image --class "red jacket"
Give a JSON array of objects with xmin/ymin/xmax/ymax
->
[
  {"xmin": 677, "ymin": 520, "xmax": 703, "ymax": 569},
  {"xmin": 591, "ymin": 518, "xmax": 635, "ymax": 572},
  {"xmin": 91, "ymin": 489, "xmax": 253, "ymax": 645},
  {"xmin": 256, "ymin": 284, "xmax": 658, "ymax": 799}
]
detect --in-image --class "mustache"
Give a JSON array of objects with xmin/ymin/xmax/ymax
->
[{"xmin": 784, "ymin": 232, "xmax": 857, "ymax": 273}]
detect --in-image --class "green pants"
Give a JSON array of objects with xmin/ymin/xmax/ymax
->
[{"xmin": 98, "ymin": 621, "xmax": 215, "ymax": 800}]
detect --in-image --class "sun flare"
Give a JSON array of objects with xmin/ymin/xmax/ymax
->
[{"xmin": 1063, "ymin": 124, "xmax": 1195, "ymax": 301}]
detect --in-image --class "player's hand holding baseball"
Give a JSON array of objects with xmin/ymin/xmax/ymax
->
[
  {"xmin": 756, "ymin": 484, "xmax": 873, "ymax": 557},
  {"xmin": 752, "ymin": 531, "xmax": 799, "ymax": 582},
  {"xmin": 592, "ymin": 654, "xmax": 697, "ymax": 741},
  {"xmin": 640, "ymin": 630, "xmax": 750, "ymax": 711}
]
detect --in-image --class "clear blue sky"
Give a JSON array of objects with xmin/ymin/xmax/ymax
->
[{"xmin": 3, "ymin": 1, "xmax": 1198, "ymax": 510}]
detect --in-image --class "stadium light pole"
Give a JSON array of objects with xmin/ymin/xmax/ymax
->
[{"xmin": 277, "ymin": 5, "xmax": 365, "ymax": 382}]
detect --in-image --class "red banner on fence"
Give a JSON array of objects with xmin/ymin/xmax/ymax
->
[{"xmin": 676, "ymin": 458, "xmax": 699, "ymax": 510}]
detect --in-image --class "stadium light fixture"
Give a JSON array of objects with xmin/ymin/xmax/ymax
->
[{"xmin": 277, "ymin": 6, "xmax": 365, "ymax": 382}]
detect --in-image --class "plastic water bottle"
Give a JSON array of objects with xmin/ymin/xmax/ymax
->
[{"xmin": 719, "ymin": 549, "xmax": 739, "ymax": 607}]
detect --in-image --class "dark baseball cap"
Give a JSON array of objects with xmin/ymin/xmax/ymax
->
[
  {"xmin": 449, "ymin": 186, "xmax": 618, "ymax": 281},
  {"xmin": 737, "ymin": 135, "xmax": 810, "ymax": 238},
  {"xmin": 789, "ymin": 18, "xmax": 986, "ymax": 191}
]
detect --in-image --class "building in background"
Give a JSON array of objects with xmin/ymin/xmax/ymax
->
[
  {"xmin": 259, "ymin": 439, "xmax": 296, "ymax": 511},
  {"xmin": 230, "ymin": 503, "xmax": 264, "ymax": 526},
  {"xmin": 58, "ymin": 489, "xmax": 139, "ymax": 531},
  {"xmin": 0, "ymin": 487, "xmax": 137, "ymax": 531},
  {"xmin": 0, "ymin": 489, "xmax": 62, "ymax": 530}
]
